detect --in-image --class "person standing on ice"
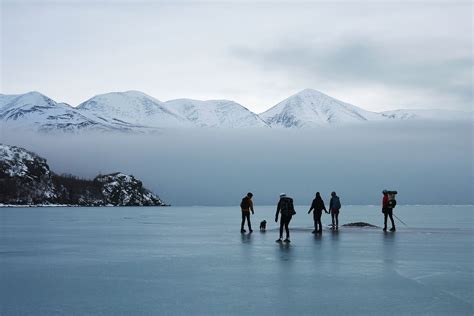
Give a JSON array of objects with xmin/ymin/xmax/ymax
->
[
  {"xmin": 329, "ymin": 192, "xmax": 341, "ymax": 230},
  {"xmin": 382, "ymin": 190, "xmax": 396, "ymax": 232},
  {"xmin": 275, "ymin": 193, "xmax": 295, "ymax": 243},
  {"xmin": 240, "ymin": 192, "xmax": 254, "ymax": 233},
  {"xmin": 308, "ymin": 192, "xmax": 328, "ymax": 234}
]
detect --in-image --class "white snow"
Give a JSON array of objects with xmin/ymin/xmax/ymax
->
[
  {"xmin": 165, "ymin": 98, "xmax": 269, "ymax": 128},
  {"xmin": 77, "ymin": 91, "xmax": 192, "ymax": 129},
  {"xmin": 0, "ymin": 143, "xmax": 41, "ymax": 177},
  {"xmin": 260, "ymin": 89, "xmax": 386, "ymax": 127},
  {"xmin": 1, "ymin": 89, "xmax": 472, "ymax": 132},
  {"xmin": 0, "ymin": 92, "xmax": 114, "ymax": 132},
  {"xmin": 381, "ymin": 109, "xmax": 473, "ymax": 121}
]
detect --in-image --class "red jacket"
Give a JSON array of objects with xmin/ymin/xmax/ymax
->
[{"xmin": 382, "ymin": 195, "xmax": 389, "ymax": 210}]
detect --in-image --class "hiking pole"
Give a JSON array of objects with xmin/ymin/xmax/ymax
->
[{"xmin": 393, "ymin": 214, "xmax": 408, "ymax": 227}]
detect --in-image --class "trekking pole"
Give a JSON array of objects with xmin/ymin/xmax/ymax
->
[{"xmin": 393, "ymin": 214, "xmax": 408, "ymax": 227}]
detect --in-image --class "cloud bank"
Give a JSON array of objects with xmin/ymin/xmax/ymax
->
[{"xmin": 1, "ymin": 121, "xmax": 472, "ymax": 206}]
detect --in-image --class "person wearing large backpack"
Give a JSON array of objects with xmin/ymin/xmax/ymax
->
[
  {"xmin": 275, "ymin": 193, "xmax": 295, "ymax": 243},
  {"xmin": 308, "ymin": 192, "xmax": 328, "ymax": 234},
  {"xmin": 382, "ymin": 190, "xmax": 396, "ymax": 232},
  {"xmin": 240, "ymin": 192, "xmax": 254, "ymax": 233},
  {"xmin": 329, "ymin": 192, "xmax": 341, "ymax": 230}
]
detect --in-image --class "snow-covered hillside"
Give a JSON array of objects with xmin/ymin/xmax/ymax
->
[
  {"xmin": 77, "ymin": 91, "xmax": 191, "ymax": 129},
  {"xmin": 0, "ymin": 143, "xmax": 164, "ymax": 206},
  {"xmin": 165, "ymin": 99, "xmax": 269, "ymax": 128},
  {"xmin": 260, "ymin": 89, "xmax": 385, "ymax": 127},
  {"xmin": 1, "ymin": 89, "xmax": 471, "ymax": 133},
  {"xmin": 381, "ymin": 109, "xmax": 473, "ymax": 121},
  {"xmin": 0, "ymin": 92, "xmax": 129, "ymax": 133},
  {"xmin": 0, "ymin": 143, "xmax": 57, "ymax": 203},
  {"xmin": 0, "ymin": 92, "xmax": 101, "ymax": 132}
]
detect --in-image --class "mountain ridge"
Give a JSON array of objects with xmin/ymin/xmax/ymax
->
[{"xmin": 1, "ymin": 89, "xmax": 471, "ymax": 132}]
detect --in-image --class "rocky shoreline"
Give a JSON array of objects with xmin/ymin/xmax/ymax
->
[{"xmin": 0, "ymin": 144, "xmax": 166, "ymax": 207}]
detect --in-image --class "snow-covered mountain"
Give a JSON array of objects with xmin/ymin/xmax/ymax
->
[
  {"xmin": 165, "ymin": 99, "xmax": 269, "ymax": 128},
  {"xmin": 0, "ymin": 92, "xmax": 128, "ymax": 133},
  {"xmin": 77, "ymin": 91, "xmax": 191, "ymax": 129},
  {"xmin": 1, "ymin": 92, "xmax": 95, "ymax": 132},
  {"xmin": 381, "ymin": 109, "xmax": 472, "ymax": 121},
  {"xmin": 260, "ymin": 89, "xmax": 385, "ymax": 127},
  {"xmin": 1, "ymin": 89, "xmax": 471, "ymax": 133}
]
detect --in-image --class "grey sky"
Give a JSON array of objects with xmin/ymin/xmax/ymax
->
[{"xmin": 1, "ymin": 1, "xmax": 472, "ymax": 112}]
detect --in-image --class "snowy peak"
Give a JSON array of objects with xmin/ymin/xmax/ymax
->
[
  {"xmin": 0, "ymin": 91, "xmax": 57, "ymax": 114},
  {"xmin": 77, "ymin": 91, "xmax": 191, "ymax": 128},
  {"xmin": 1, "ymin": 90, "xmax": 472, "ymax": 132},
  {"xmin": 0, "ymin": 92, "xmax": 112, "ymax": 133},
  {"xmin": 165, "ymin": 98, "xmax": 269, "ymax": 128},
  {"xmin": 260, "ymin": 89, "xmax": 384, "ymax": 127}
]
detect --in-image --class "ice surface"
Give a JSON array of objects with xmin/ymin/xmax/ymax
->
[{"xmin": 0, "ymin": 205, "xmax": 472, "ymax": 315}]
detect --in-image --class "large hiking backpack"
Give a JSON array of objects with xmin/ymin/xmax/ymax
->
[
  {"xmin": 388, "ymin": 199, "xmax": 397, "ymax": 208},
  {"xmin": 280, "ymin": 197, "xmax": 295, "ymax": 217},
  {"xmin": 240, "ymin": 197, "xmax": 250, "ymax": 209},
  {"xmin": 333, "ymin": 196, "xmax": 341, "ymax": 209}
]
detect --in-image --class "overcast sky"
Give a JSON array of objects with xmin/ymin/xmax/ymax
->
[{"xmin": 1, "ymin": 0, "xmax": 472, "ymax": 113}]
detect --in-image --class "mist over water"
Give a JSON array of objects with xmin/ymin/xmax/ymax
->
[{"xmin": 0, "ymin": 121, "xmax": 472, "ymax": 206}]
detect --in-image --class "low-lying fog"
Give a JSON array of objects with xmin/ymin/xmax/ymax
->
[{"xmin": 1, "ymin": 121, "xmax": 472, "ymax": 206}]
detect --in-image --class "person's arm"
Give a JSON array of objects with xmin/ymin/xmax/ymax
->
[
  {"xmin": 275, "ymin": 201, "xmax": 280, "ymax": 222},
  {"xmin": 308, "ymin": 200, "xmax": 314, "ymax": 214},
  {"xmin": 329, "ymin": 198, "xmax": 333, "ymax": 210},
  {"xmin": 323, "ymin": 201, "xmax": 328, "ymax": 213},
  {"xmin": 249, "ymin": 199, "xmax": 254, "ymax": 214}
]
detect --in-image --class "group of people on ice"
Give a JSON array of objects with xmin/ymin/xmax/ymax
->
[{"xmin": 240, "ymin": 190, "xmax": 397, "ymax": 243}]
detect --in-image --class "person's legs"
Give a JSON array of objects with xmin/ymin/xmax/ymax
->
[
  {"xmin": 279, "ymin": 220, "xmax": 284, "ymax": 239},
  {"xmin": 285, "ymin": 220, "xmax": 290, "ymax": 238},
  {"xmin": 246, "ymin": 213, "xmax": 252, "ymax": 232},
  {"xmin": 331, "ymin": 212, "xmax": 335, "ymax": 228},
  {"xmin": 241, "ymin": 212, "xmax": 246, "ymax": 231},
  {"xmin": 317, "ymin": 215, "xmax": 322, "ymax": 232},
  {"xmin": 388, "ymin": 212, "xmax": 396, "ymax": 230},
  {"xmin": 313, "ymin": 214, "xmax": 317, "ymax": 232},
  {"xmin": 383, "ymin": 212, "xmax": 388, "ymax": 230},
  {"xmin": 335, "ymin": 212, "xmax": 339, "ymax": 228}
]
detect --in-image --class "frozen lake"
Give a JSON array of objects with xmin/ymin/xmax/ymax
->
[{"xmin": 1, "ymin": 205, "xmax": 473, "ymax": 315}]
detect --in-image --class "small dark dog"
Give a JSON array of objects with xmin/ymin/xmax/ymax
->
[{"xmin": 260, "ymin": 220, "xmax": 267, "ymax": 231}]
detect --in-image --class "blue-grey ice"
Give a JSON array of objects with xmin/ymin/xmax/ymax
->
[{"xmin": 1, "ymin": 205, "xmax": 472, "ymax": 315}]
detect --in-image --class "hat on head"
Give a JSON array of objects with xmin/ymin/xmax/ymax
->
[{"xmin": 280, "ymin": 193, "xmax": 286, "ymax": 198}]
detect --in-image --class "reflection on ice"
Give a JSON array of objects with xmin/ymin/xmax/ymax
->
[{"xmin": 0, "ymin": 205, "xmax": 472, "ymax": 315}]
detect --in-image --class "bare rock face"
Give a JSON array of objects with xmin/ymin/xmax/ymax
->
[
  {"xmin": 94, "ymin": 172, "xmax": 162, "ymax": 206},
  {"xmin": 0, "ymin": 144, "xmax": 57, "ymax": 204},
  {"xmin": 0, "ymin": 144, "xmax": 164, "ymax": 206}
]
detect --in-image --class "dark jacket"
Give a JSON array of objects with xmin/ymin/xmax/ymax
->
[
  {"xmin": 275, "ymin": 197, "xmax": 295, "ymax": 220},
  {"xmin": 309, "ymin": 197, "xmax": 327, "ymax": 213},
  {"xmin": 241, "ymin": 197, "xmax": 254, "ymax": 213},
  {"xmin": 329, "ymin": 196, "xmax": 341, "ymax": 210}
]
